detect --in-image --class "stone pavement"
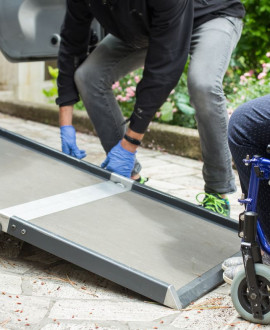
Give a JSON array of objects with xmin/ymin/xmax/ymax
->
[{"xmin": 0, "ymin": 113, "xmax": 268, "ymax": 330}]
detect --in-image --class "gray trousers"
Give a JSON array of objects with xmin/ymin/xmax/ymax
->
[{"xmin": 75, "ymin": 16, "xmax": 242, "ymax": 192}]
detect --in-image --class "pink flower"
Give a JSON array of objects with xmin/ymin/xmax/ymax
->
[
  {"xmin": 257, "ymin": 72, "xmax": 266, "ymax": 80},
  {"xmin": 125, "ymin": 87, "xmax": 135, "ymax": 97},
  {"xmin": 134, "ymin": 75, "xmax": 141, "ymax": 83},
  {"xmin": 266, "ymin": 52, "xmax": 270, "ymax": 58},
  {"xmin": 116, "ymin": 95, "xmax": 129, "ymax": 102},
  {"xmin": 244, "ymin": 70, "xmax": 254, "ymax": 77},
  {"xmin": 112, "ymin": 81, "xmax": 120, "ymax": 90},
  {"xmin": 240, "ymin": 75, "xmax": 247, "ymax": 84}
]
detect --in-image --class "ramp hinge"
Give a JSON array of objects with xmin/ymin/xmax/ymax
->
[{"xmin": 110, "ymin": 173, "xmax": 134, "ymax": 190}]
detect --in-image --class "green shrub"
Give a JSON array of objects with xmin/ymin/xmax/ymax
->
[
  {"xmin": 234, "ymin": 0, "xmax": 270, "ymax": 72},
  {"xmin": 226, "ymin": 53, "xmax": 270, "ymax": 114}
]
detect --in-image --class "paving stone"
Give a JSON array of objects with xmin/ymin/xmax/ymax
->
[
  {"xmin": 0, "ymin": 294, "xmax": 50, "ymax": 326},
  {"xmin": 156, "ymin": 153, "xmax": 203, "ymax": 169},
  {"xmin": 136, "ymin": 158, "xmax": 172, "ymax": 168},
  {"xmin": 142, "ymin": 164, "xmax": 197, "ymax": 179},
  {"xmin": 171, "ymin": 293, "xmax": 237, "ymax": 329},
  {"xmin": 0, "ymin": 257, "xmax": 32, "ymax": 275},
  {"xmin": 0, "ymin": 273, "xmax": 22, "ymax": 294},
  {"xmin": 165, "ymin": 173, "xmax": 204, "ymax": 186},
  {"xmin": 146, "ymin": 179, "xmax": 183, "ymax": 191},
  {"xmin": 30, "ymin": 270, "xmax": 137, "ymax": 301},
  {"xmin": 49, "ymin": 300, "xmax": 178, "ymax": 322},
  {"xmin": 41, "ymin": 321, "xmax": 129, "ymax": 330}
]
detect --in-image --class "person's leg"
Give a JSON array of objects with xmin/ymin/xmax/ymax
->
[
  {"xmin": 75, "ymin": 34, "xmax": 147, "ymax": 177},
  {"xmin": 228, "ymin": 95, "xmax": 270, "ymax": 239},
  {"xmin": 188, "ymin": 17, "xmax": 243, "ymax": 195}
]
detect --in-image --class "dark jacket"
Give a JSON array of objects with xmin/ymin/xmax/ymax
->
[
  {"xmin": 57, "ymin": 0, "xmax": 194, "ymax": 133},
  {"xmin": 194, "ymin": 0, "xmax": 245, "ymax": 29},
  {"xmin": 56, "ymin": 0, "xmax": 244, "ymax": 133}
]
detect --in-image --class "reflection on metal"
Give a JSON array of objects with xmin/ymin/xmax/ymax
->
[{"xmin": 0, "ymin": 181, "xmax": 130, "ymax": 221}]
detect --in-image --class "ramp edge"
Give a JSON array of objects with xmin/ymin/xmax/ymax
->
[
  {"xmin": 164, "ymin": 285, "xmax": 182, "ymax": 310},
  {"xmin": 7, "ymin": 216, "xmax": 174, "ymax": 308},
  {"xmin": 177, "ymin": 251, "xmax": 241, "ymax": 309}
]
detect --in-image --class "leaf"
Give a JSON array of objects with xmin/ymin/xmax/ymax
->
[
  {"xmin": 178, "ymin": 103, "xmax": 195, "ymax": 115},
  {"xmin": 48, "ymin": 66, "xmax": 59, "ymax": 79},
  {"xmin": 160, "ymin": 102, "xmax": 173, "ymax": 122},
  {"xmin": 174, "ymin": 93, "xmax": 190, "ymax": 105}
]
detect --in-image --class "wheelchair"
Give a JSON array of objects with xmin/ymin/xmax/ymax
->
[{"xmin": 231, "ymin": 152, "xmax": 270, "ymax": 324}]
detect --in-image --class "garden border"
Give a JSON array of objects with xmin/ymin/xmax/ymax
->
[{"xmin": 0, "ymin": 99, "xmax": 202, "ymax": 160}]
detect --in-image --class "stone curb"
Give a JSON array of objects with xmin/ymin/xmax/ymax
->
[{"xmin": 0, "ymin": 99, "xmax": 202, "ymax": 160}]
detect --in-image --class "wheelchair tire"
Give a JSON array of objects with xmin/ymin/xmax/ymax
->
[{"xmin": 231, "ymin": 264, "xmax": 270, "ymax": 324}]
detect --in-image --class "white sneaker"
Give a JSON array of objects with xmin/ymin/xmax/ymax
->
[
  {"xmin": 223, "ymin": 264, "xmax": 244, "ymax": 285},
  {"xmin": 222, "ymin": 256, "xmax": 243, "ymax": 271},
  {"xmin": 262, "ymin": 252, "xmax": 270, "ymax": 266},
  {"xmin": 222, "ymin": 253, "xmax": 270, "ymax": 272},
  {"xmin": 223, "ymin": 254, "xmax": 270, "ymax": 285}
]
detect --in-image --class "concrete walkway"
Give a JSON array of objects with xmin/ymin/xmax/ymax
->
[{"xmin": 0, "ymin": 113, "xmax": 267, "ymax": 330}]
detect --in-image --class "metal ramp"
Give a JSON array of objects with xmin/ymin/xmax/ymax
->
[{"xmin": 0, "ymin": 127, "xmax": 240, "ymax": 309}]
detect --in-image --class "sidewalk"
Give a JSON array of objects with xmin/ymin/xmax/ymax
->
[{"xmin": 0, "ymin": 113, "xmax": 265, "ymax": 330}]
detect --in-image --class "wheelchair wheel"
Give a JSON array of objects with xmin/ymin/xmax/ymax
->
[{"xmin": 231, "ymin": 264, "xmax": 270, "ymax": 324}]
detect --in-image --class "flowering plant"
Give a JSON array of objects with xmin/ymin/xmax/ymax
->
[
  {"xmin": 226, "ymin": 52, "xmax": 270, "ymax": 116},
  {"xmin": 112, "ymin": 66, "xmax": 197, "ymax": 128}
]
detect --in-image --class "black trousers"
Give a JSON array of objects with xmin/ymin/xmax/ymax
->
[{"xmin": 228, "ymin": 94, "xmax": 270, "ymax": 239}]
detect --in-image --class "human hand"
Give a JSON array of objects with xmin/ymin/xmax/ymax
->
[
  {"xmin": 60, "ymin": 125, "xmax": 86, "ymax": 159},
  {"xmin": 101, "ymin": 141, "xmax": 136, "ymax": 178}
]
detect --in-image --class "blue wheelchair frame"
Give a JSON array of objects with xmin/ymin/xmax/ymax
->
[
  {"xmin": 236, "ymin": 154, "xmax": 270, "ymax": 320},
  {"xmin": 239, "ymin": 155, "xmax": 270, "ymax": 254}
]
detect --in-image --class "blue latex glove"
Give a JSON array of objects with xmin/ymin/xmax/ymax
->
[
  {"xmin": 60, "ymin": 125, "xmax": 86, "ymax": 159},
  {"xmin": 101, "ymin": 141, "xmax": 136, "ymax": 178}
]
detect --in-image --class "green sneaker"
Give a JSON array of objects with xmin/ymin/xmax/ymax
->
[
  {"xmin": 196, "ymin": 192, "xmax": 230, "ymax": 217},
  {"xmin": 135, "ymin": 176, "xmax": 149, "ymax": 184}
]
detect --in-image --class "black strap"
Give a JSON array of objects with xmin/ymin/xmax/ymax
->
[{"xmin": 124, "ymin": 134, "xmax": 141, "ymax": 146}]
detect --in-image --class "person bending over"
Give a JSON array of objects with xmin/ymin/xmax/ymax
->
[{"xmin": 56, "ymin": 0, "xmax": 245, "ymax": 216}]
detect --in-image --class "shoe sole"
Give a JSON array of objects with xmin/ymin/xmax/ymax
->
[
  {"xmin": 223, "ymin": 273, "xmax": 233, "ymax": 285},
  {"xmin": 222, "ymin": 263, "xmax": 228, "ymax": 271}
]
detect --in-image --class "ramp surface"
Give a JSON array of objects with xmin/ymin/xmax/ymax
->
[{"xmin": 0, "ymin": 128, "xmax": 240, "ymax": 309}]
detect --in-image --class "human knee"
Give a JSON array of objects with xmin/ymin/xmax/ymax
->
[
  {"xmin": 74, "ymin": 62, "xmax": 102, "ymax": 92},
  {"xmin": 188, "ymin": 76, "xmax": 223, "ymax": 107}
]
